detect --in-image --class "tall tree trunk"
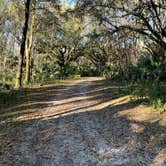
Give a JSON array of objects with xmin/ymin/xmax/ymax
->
[
  {"xmin": 15, "ymin": 0, "xmax": 31, "ymax": 88},
  {"xmin": 25, "ymin": 10, "xmax": 35, "ymax": 84},
  {"xmin": 25, "ymin": 39, "xmax": 33, "ymax": 84},
  {"xmin": 25, "ymin": 41, "xmax": 31, "ymax": 84}
]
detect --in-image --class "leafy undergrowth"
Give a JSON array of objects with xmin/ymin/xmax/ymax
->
[
  {"xmin": 132, "ymin": 82, "xmax": 166, "ymax": 113},
  {"xmin": 105, "ymin": 80, "xmax": 166, "ymax": 113}
]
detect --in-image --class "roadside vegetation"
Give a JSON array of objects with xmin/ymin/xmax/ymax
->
[
  {"xmin": 0, "ymin": 0, "xmax": 165, "ymax": 164},
  {"xmin": 0, "ymin": 0, "xmax": 165, "ymax": 112}
]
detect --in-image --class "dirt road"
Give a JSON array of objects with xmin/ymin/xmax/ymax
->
[{"xmin": 0, "ymin": 77, "xmax": 165, "ymax": 165}]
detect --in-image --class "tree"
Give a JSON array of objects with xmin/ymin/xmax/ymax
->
[
  {"xmin": 83, "ymin": 33, "xmax": 109, "ymax": 74},
  {"xmin": 76, "ymin": 0, "xmax": 166, "ymax": 60},
  {"xmin": 15, "ymin": 0, "xmax": 31, "ymax": 88},
  {"xmin": 25, "ymin": 1, "xmax": 36, "ymax": 84}
]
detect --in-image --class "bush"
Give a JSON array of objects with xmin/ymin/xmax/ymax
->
[
  {"xmin": 30, "ymin": 61, "xmax": 101, "ymax": 83},
  {"xmin": 31, "ymin": 63, "xmax": 61, "ymax": 83},
  {"xmin": 104, "ymin": 50, "xmax": 166, "ymax": 112},
  {"xmin": 0, "ymin": 83, "xmax": 12, "ymax": 90},
  {"xmin": 152, "ymin": 99, "xmax": 166, "ymax": 113},
  {"xmin": 104, "ymin": 64, "xmax": 135, "ymax": 83},
  {"xmin": 132, "ymin": 80, "xmax": 166, "ymax": 112},
  {"xmin": 104, "ymin": 64, "xmax": 119, "ymax": 81},
  {"xmin": 138, "ymin": 52, "xmax": 166, "ymax": 82},
  {"xmin": 79, "ymin": 64, "xmax": 100, "ymax": 77}
]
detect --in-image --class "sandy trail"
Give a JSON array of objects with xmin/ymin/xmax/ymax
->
[{"xmin": 0, "ymin": 77, "xmax": 165, "ymax": 166}]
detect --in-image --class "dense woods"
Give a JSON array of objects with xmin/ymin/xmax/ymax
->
[{"xmin": 0, "ymin": 0, "xmax": 165, "ymax": 110}]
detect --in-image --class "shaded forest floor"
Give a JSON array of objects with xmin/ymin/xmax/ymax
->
[{"xmin": 0, "ymin": 77, "xmax": 166, "ymax": 165}]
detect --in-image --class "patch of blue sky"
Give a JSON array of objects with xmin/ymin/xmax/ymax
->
[{"xmin": 60, "ymin": 0, "xmax": 76, "ymax": 8}]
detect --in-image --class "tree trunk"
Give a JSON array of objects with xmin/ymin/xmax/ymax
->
[
  {"xmin": 15, "ymin": 0, "xmax": 31, "ymax": 88},
  {"xmin": 25, "ymin": 41, "xmax": 31, "ymax": 84},
  {"xmin": 25, "ymin": 10, "xmax": 35, "ymax": 84}
]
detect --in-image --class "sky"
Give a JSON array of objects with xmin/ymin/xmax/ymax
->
[{"xmin": 60, "ymin": 0, "xmax": 76, "ymax": 7}]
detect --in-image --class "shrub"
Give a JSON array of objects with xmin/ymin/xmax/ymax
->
[
  {"xmin": 79, "ymin": 64, "xmax": 100, "ymax": 77},
  {"xmin": 132, "ymin": 79, "xmax": 166, "ymax": 112}
]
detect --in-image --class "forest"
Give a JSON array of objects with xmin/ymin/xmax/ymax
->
[{"xmin": 0, "ymin": 0, "xmax": 166, "ymax": 165}]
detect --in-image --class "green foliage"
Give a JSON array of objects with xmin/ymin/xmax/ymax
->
[
  {"xmin": 104, "ymin": 45, "xmax": 166, "ymax": 112},
  {"xmin": 103, "ymin": 65, "xmax": 111, "ymax": 79},
  {"xmin": 31, "ymin": 62, "xmax": 61, "ymax": 83},
  {"xmin": 67, "ymin": 74, "xmax": 81, "ymax": 79},
  {"xmin": 63, "ymin": 63, "xmax": 79, "ymax": 77},
  {"xmin": 103, "ymin": 64, "xmax": 135, "ymax": 83},
  {"xmin": 63, "ymin": 63, "xmax": 100, "ymax": 78},
  {"xmin": 103, "ymin": 64, "xmax": 119, "ymax": 81},
  {"xmin": 152, "ymin": 99, "xmax": 166, "ymax": 113},
  {"xmin": 79, "ymin": 64, "xmax": 100, "ymax": 77},
  {"xmin": 138, "ymin": 49, "xmax": 166, "ymax": 81},
  {"xmin": 0, "ymin": 83, "xmax": 12, "ymax": 90},
  {"xmin": 30, "ymin": 61, "xmax": 100, "ymax": 83},
  {"xmin": 132, "ymin": 80, "xmax": 166, "ymax": 112}
]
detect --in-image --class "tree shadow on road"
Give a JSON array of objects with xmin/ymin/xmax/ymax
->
[{"xmin": 0, "ymin": 79, "xmax": 165, "ymax": 165}]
